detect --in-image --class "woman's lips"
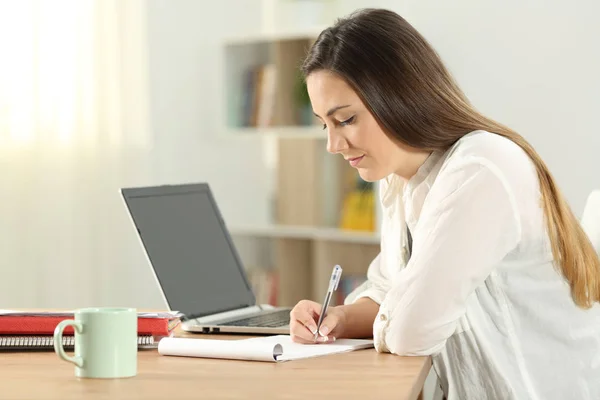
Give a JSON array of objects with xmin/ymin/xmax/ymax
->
[{"xmin": 348, "ymin": 155, "xmax": 364, "ymax": 167}]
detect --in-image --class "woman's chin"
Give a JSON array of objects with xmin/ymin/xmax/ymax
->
[{"xmin": 357, "ymin": 168, "xmax": 385, "ymax": 182}]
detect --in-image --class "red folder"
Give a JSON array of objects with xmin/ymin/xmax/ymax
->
[{"xmin": 0, "ymin": 310, "xmax": 181, "ymax": 337}]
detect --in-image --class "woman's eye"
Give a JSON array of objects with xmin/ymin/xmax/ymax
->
[
  {"xmin": 339, "ymin": 116, "xmax": 355, "ymax": 126},
  {"xmin": 321, "ymin": 123, "xmax": 327, "ymax": 130}
]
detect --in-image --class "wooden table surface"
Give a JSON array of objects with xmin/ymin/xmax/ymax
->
[{"xmin": 0, "ymin": 330, "xmax": 431, "ymax": 400}]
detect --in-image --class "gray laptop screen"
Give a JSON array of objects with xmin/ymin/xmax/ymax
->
[{"xmin": 122, "ymin": 184, "xmax": 255, "ymax": 318}]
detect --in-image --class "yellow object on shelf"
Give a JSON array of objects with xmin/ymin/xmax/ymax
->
[{"xmin": 339, "ymin": 188, "xmax": 375, "ymax": 232}]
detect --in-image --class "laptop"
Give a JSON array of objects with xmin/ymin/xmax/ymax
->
[{"xmin": 120, "ymin": 183, "xmax": 291, "ymax": 334}]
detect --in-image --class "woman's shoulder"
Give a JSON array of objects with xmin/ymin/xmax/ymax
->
[
  {"xmin": 450, "ymin": 130, "xmax": 529, "ymax": 163},
  {"xmin": 436, "ymin": 130, "xmax": 543, "ymax": 233},
  {"xmin": 442, "ymin": 130, "xmax": 538, "ymax": 185}
]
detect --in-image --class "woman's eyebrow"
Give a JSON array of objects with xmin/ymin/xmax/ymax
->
[{"xmin": 313, "ymin": 104, "xmax": 351, "ymax": 118}]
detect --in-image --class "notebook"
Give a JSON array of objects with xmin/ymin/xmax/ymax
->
[
  {"xmin": 157, "ymin": 335, "xmax": 374, "ymax": 362},
  {"xmin": 0, "ymin": 335, "xmax": 156, "ymax": 351}
]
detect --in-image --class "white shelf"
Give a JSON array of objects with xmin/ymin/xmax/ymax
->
[
  {"xmin": 229, "ymin": 224, "xmax": 381, "ymax": 245},
  {"xmin": 227, "ymin": 126, "xmax": 326, "ymax": 139},
  {"xmin": 224, "ymin": 26, "xmax": 327, "ymax": 46}
]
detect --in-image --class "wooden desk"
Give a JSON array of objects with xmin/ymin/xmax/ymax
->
[{"xmin": 0, "ymin": 331, "xmax": 431, "ymax": 400}]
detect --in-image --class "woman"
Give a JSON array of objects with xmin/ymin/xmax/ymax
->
[{"xmin": 289, "ymin": 8, "xmax": 600, "ymax": 400}]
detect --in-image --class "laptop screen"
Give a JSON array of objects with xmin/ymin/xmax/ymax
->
[{"xmin": 121, "ymin": 184, "xmax": 256, "ymax": 318}]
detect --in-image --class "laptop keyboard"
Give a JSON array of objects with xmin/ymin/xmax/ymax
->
[{"xmin": 219, "ymin": 309, "xmax": 290, "ymax": 328}]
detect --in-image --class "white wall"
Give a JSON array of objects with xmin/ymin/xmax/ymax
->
[
  {"xmin": 402, "ymin": 0, "xmax": 600, "ymax": 215},
  {"xmin": 333, "ymin": 0, "xmax": 600, "ymax": 214},
  {"xmin": 146, "ymin": 0, "xmax": 272, "ymax": 227}
]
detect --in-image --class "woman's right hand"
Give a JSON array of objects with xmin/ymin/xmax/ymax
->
[{"xmin": 289, "ymin": 299, "xmax": 347, "ymax": 344}]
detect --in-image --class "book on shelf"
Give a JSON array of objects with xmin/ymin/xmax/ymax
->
[
  {"xmin": 241, "ymin": 63, "xmax": 277, "ymax": 128},
  {"xmin": 0, "ymin": 310, "xmax": 182, "ymax": 351},
  {"xmin": 339, "ymin": 175, "xmax": 376, "ymax": 232}
]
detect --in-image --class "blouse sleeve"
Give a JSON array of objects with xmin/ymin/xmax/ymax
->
[{"xmin": 373, "ymin": 157, "xmax": 522, "ymax": 356}]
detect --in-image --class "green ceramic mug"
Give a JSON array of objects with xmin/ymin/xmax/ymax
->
[{"xmin": 53, "ymin": 307, "xmax": 137, "ymax": 378}]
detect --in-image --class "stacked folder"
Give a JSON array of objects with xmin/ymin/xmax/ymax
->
[{"xmin": 0, "ymin": 310, "xmax": 182, "ymax": 350}]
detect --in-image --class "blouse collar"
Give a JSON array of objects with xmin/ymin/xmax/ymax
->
[
  {"xmin": 404, "ymin": 150, "xmax": 444, "ymax": 194},
  {"xmin": 379, "ymin": 151, "xmax": 435, "ymax": 205}
]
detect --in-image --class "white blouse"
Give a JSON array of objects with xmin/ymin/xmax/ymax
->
[{"xmin": 345, "ymin": 130, "xmax": 600, "ymax": 400}]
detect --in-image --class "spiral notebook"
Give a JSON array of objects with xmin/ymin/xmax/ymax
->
[{"xmin": 0, "ymin": 334, "xmax": 156, "ymax": 351}]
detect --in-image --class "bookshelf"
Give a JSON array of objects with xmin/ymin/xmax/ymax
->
[
  {"xmin": 223, "ymin": 31, "xmax": 321, "ymax": 130},
  {"xmin": 222, "ymin": 25, "xmax": 381, "ymax": 307},
  {"xmin": 230, "ymin": 224, "xmax": 380, "ymax": 244}
]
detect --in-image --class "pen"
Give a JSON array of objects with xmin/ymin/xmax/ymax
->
[{"xmin": 314, "ymin": 264, "xmax": 343, "ymax": 341}]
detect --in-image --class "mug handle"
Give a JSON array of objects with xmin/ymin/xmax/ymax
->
[{"xmin": 53, "ymin": 320, "xmax": 84, "ymax": 368}]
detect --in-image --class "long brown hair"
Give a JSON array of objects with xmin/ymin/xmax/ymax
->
[{"xmin": 301, "ymin": 8, "xmax": 600, "ymax": 308}]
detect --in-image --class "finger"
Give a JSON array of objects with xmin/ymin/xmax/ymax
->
[
  {"xmin": 290, "ymin": 311, "xmax": 318, "ymax": 340},
  {"xmin": 293, "ymin": 299, "xmax": 323, "ymax": 319},
  {"xmin": 290, "ymin": 303, "xmax": 320, "ymax": 335},
  {"xmin": 316, "ymin": 313, "xmax": 340, "ymax": 339},
  {"xmin": 289, "ymin": 320, "xmax": 319, "ymax": 343},
  {"xmin": 290, "ymin": 323, "xmax": 335, "ymax": 344},
  {"xmin": 292, "ymin": 312, "xmax": 339, "ymax": 344}
]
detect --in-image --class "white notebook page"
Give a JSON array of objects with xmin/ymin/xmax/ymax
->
[{"xmin": 158, "ymin": 335, "xmax": 374, "ymax": 362}]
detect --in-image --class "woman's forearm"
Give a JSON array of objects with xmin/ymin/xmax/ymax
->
[{"xmin": 337, "ymin": 297, "xmax": 380, "ymax": 339}]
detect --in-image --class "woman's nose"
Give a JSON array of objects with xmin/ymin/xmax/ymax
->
[{"xmin": 326, "ymin": 130, "xmax": 349, "ymax": 154}]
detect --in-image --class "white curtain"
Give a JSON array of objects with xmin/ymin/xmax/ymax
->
[{"xmin": 0, "ymin": 0, "xmax": 156, "ymax": 308}]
